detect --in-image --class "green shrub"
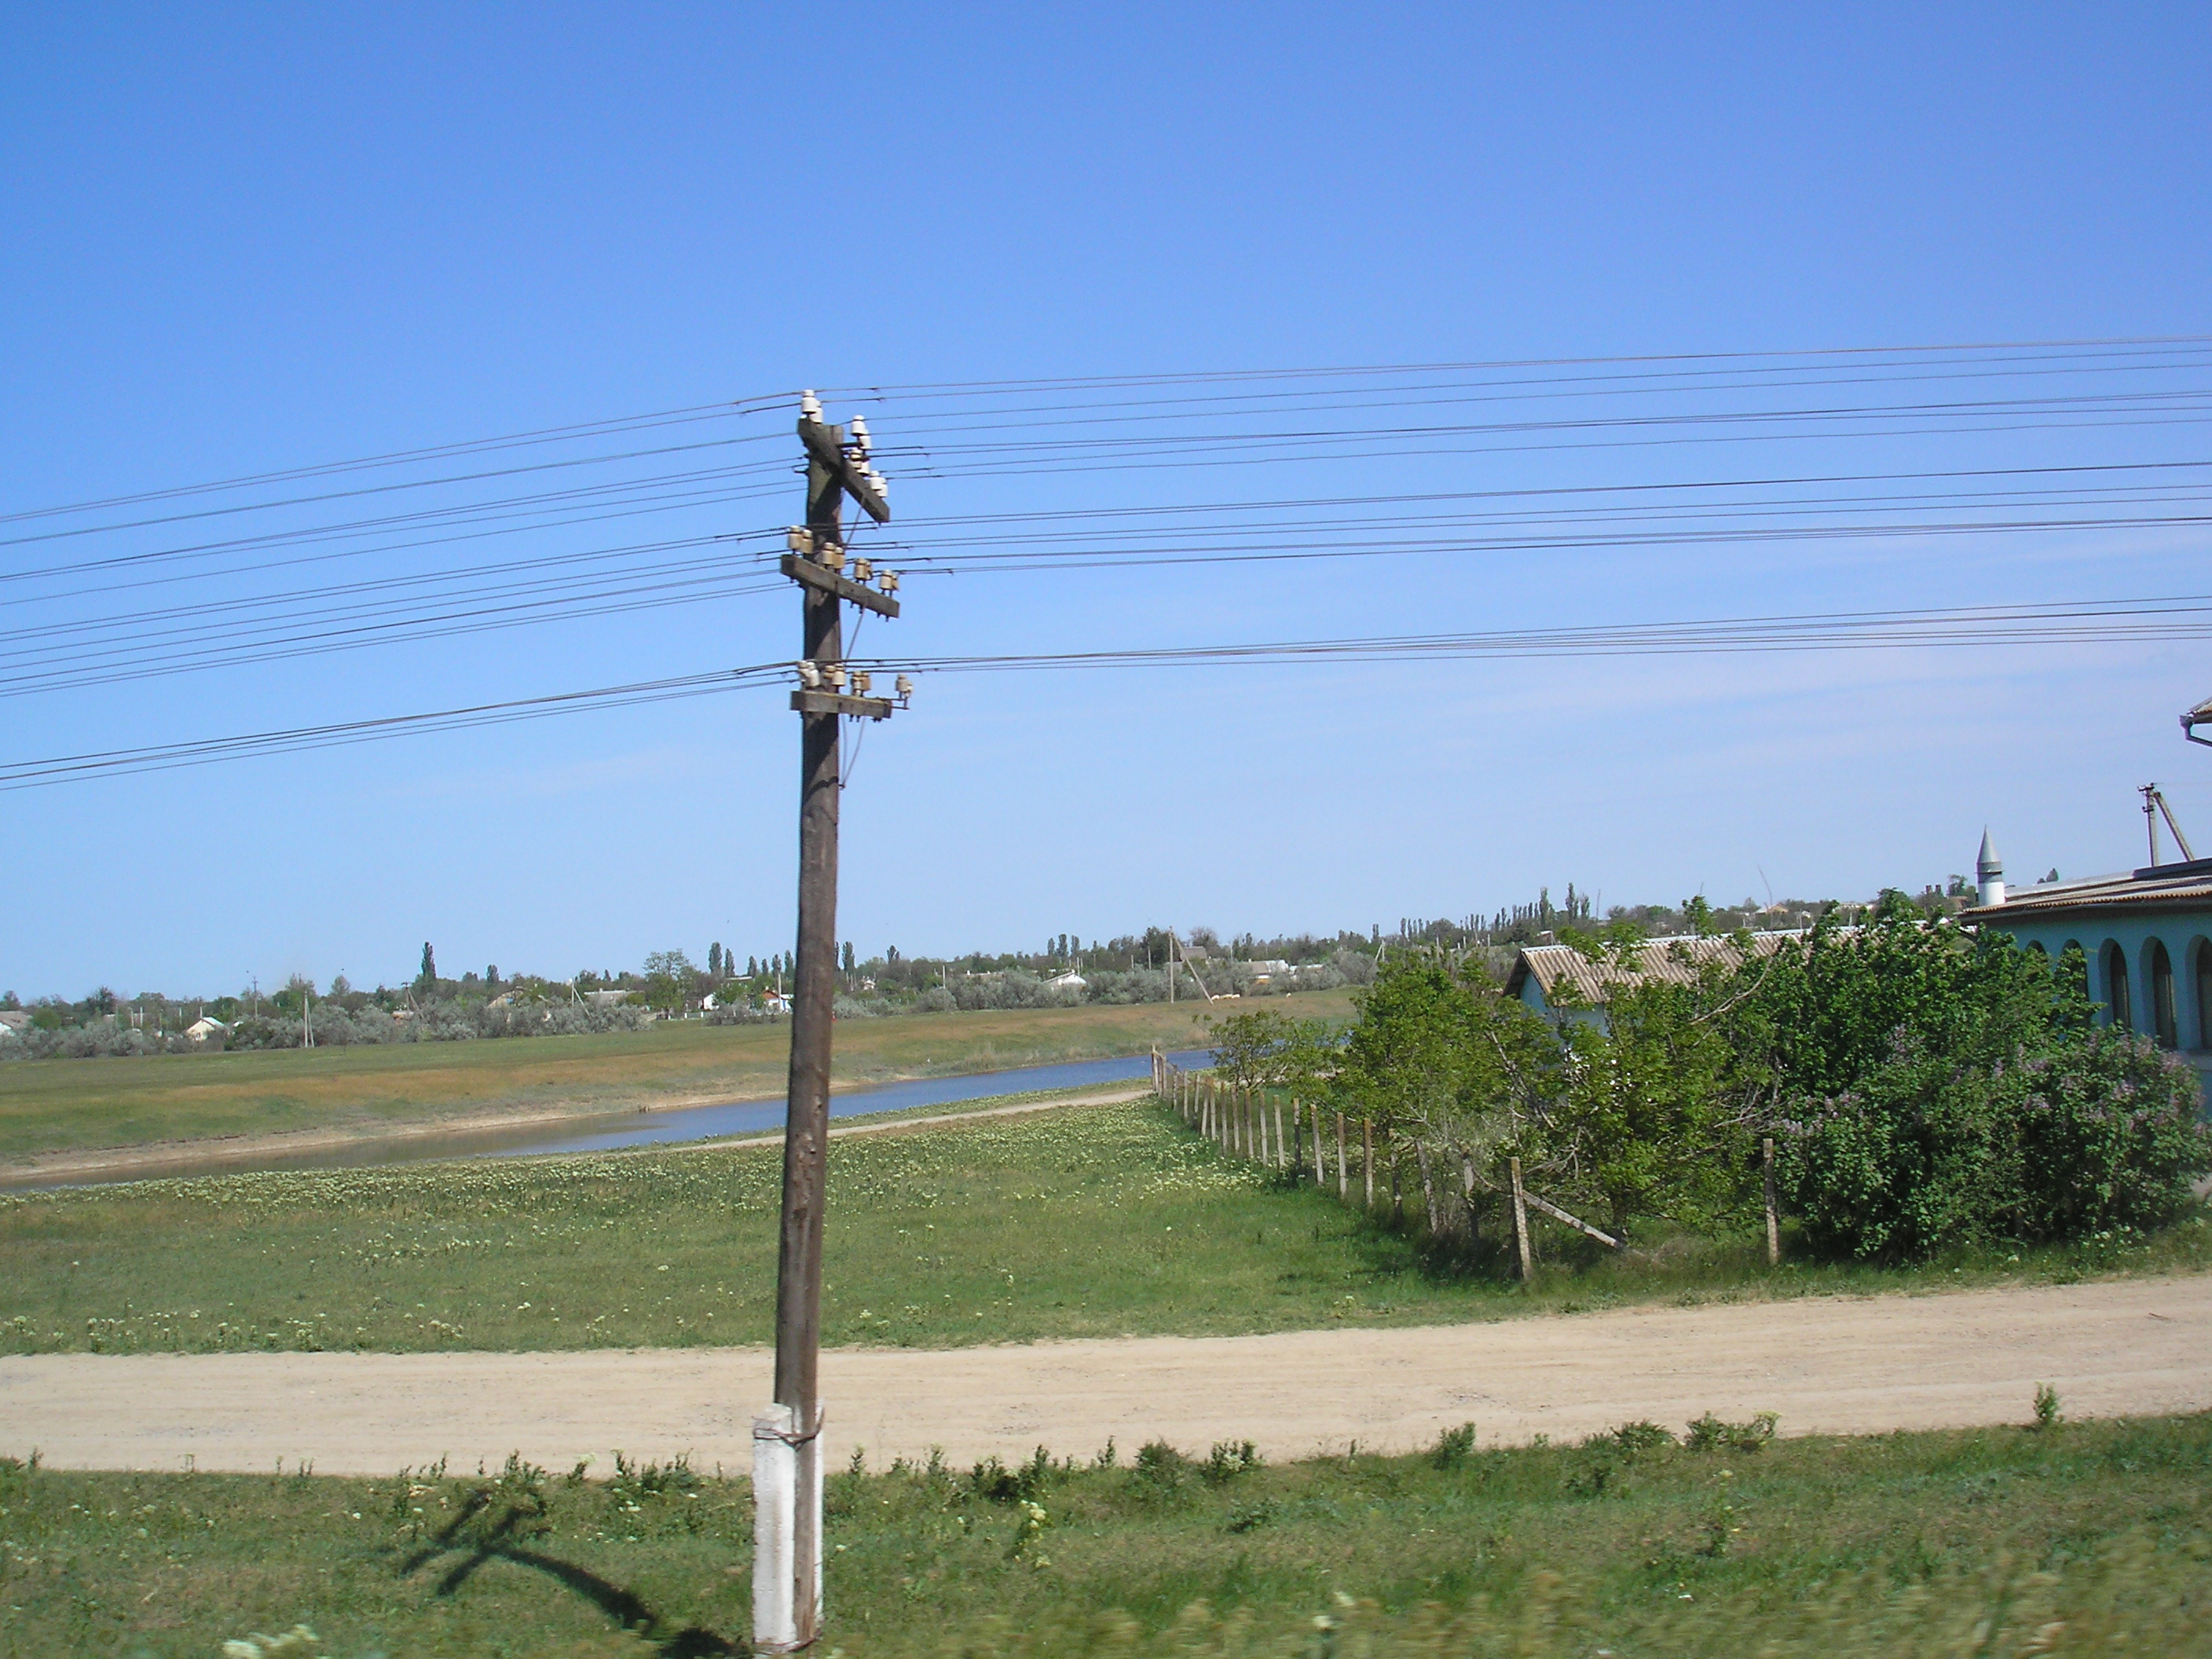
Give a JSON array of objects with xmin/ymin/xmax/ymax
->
[{"xmin": 1429, "ymin": 1422, "xmax": 1478, "ymax": 1470}]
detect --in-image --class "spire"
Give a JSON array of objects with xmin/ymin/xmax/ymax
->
[{"xmin": 1976, "ymin": 827, "xmax": 2006, "ymax": 908}]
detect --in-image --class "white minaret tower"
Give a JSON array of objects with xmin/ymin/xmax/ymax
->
[{"xmin": 1976, "ymin": 827, "xmax": 2005, "ymax": 908}]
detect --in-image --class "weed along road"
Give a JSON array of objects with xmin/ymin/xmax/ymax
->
[{"xmin": 3, "ymin": 1276, "xmax": 2206, "ymax": 1475}]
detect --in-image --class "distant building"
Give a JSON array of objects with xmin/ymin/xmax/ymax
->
[
  {"xmin": 1505, "ymin": 932, "xmax": 1811, "ymax": 1032},
  {"xmin": 185, "ymin": 1015, "xmax": 229, "ymax": 1043},
  {"xmin": 1046, "ymin": 970, "xmax": 1087, "ymax": 991},
  {"xmin": 0, "ymin": 1010, "xmax": 29, "ymax": 1041},
  {"xmin": 582, "ymin": 988, "xmax": 634, "ymax": 1009},
  {"xmin": 1242, "ymin": 958, "xmax": 1295, "ymax": 985},
  {"xmin": 762, "ymin": 991, "xmax": 792, "ymax": 1015}
]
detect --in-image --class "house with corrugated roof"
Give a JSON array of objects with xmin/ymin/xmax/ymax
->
[{"xmin": 1503, "ymin": 931, "xmax": 1809, "ymax": 1031}]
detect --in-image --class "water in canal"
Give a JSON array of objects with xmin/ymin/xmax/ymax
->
[{"xmin": 17, "ymin": 1047, "xmax": 1217, "ymax": 1188}]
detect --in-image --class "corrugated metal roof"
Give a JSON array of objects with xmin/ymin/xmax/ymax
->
[
  {"xmin": 1965, "ymin": 858, "xmax": 2212, "ymax": 921},
  {"xmin": 1506, "ymin": 930, "xmax": 1808, "ymax": 1006}
]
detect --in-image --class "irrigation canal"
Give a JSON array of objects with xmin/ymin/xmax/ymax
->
[{"xmin": 8, "ymin": 1048, "xmax": 1217, "ymax": 1188}]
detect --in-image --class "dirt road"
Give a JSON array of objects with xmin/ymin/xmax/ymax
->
[{"xmin": 4, "ymin": 1276, "xmax": 2205, "ymax": 1475}]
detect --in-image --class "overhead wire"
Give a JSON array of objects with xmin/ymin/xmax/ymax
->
[
  {"xmin": 12, "ymin": 590, "xmax": 2212, "ymax": 790},
  {"xmin": 9, "ymin": 334, "xmax": 2212, "ymax": 727}
]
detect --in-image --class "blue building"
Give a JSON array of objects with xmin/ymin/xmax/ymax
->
[{"xmin": 1962, "ymin": 830, "xmax": 2212, "ymax": 1092}]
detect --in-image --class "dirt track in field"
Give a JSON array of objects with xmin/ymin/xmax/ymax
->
[{"xmin": 3, "ymin": 1276, "xmax": 2206, "ymax": 1474}]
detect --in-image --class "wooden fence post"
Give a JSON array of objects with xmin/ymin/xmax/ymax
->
[
  {"xmin": 1274, "ymin": 1097, "xmax": 1288, "ymax": 1171},
  {"xmin": 1763, "ymin": 1137, "xmax": 1779, "ymax": 1266},
  {"xmin": 1509, "ymin": 1155, "xmax": 1533, "ymax": 1281},
  {"xmin": 1363, "ymin": 1119, "xmax": 1375, "ymax": 1209},
  {"xmin": 1335, "ymin": 1111, "xmax": 1348, "ymax": 1199},
  {"xmin": 1312, "ymin": 1103, "xmax": 1325, "ymax": 1186}
]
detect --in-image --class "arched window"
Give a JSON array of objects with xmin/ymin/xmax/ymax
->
[
  {"xmin": 2059, "ymin": 941, "xmax": 2089, "ymax": 1004},
  {"xmin": 2196, "ymin": 939, "xmax": 2212, "ymax": 1052},
  {"xmin": 2026, "ymin": 940, "xmax": 2049, "ymax": 958},
  {"xmin": 2147, "ymin": 939, "xmax": 2177, "ymax": 1049},
  {"xmin": 2103, "ymin": 941, "xmax": 2133, "ymax": 1031}
]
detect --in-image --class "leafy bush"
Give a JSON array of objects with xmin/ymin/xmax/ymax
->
[
  {"xmin": 1430, "ymin": 1422, "xmax": 1478, "ymax": 1470},
  {"xmin": 2008, "ymin": 1032, "xmax": 2210, "ymax": 1242},
  {"xmin": 1684, "ymin": 1411, "xmax": 1777, "ymax": 1453},
  {"xmin": 1783, "ymin": 1027, "xmax": 2209, "ymax": 1262}
]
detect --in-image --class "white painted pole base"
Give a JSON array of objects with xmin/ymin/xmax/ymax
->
[
  {"xmin": 752, "ymin": 1405, "xmax": 799, "ymax": 1653},
  {"xmin": 752, "ymin": 1402, "xmax": 825, "ymax": 1654}
]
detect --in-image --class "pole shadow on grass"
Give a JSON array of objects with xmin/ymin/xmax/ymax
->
[{"xmin": 395, "ymin": 1483, "xmax": 740, "ymax": 1657}]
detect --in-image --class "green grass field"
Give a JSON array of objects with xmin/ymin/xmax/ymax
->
[
  {"xmin": 3, "ymin": 1411, "xmax": 2206, "ymax": 1656},
  {"xmin": 4, "ymin": 1101, "xmax": 2204, "ymax": 1357},
  {"xmin": 0, "ymin": 993, "xmax": 1351, "ymax": 1163}
]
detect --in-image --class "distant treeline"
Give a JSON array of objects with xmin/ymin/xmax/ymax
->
[{"xmin": 5, "ymin": 883, "xmax": 1981, "ymax": 1059}]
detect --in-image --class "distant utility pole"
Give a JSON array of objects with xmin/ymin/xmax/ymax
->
[{"xmin": 754, "ymin": 391, "xmax": 908, "ymax": 1656}]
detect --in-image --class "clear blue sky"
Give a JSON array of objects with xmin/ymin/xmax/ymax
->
[{"xmin": 3, "ymin": 3, "xmax": 2209, "ymax": 998}]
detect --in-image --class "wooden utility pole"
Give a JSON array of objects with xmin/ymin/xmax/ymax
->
[
  {"xmin": 1509, "ymin": 1155, "xmax": 1534, "ymax": 1281},
  {"xmin": 1763, "ymin": 1137, "xmax": 1780, "ymax": 1266},
  {"xmin": 756, "ymin": 393, "xmax": 901, "ymax": 1656}
]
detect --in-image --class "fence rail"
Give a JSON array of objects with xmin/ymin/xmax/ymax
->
[{"xmin": 1144, "ymin": 1049, "xmax": 1780, "ymax": 1277}]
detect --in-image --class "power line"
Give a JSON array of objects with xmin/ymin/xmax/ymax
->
[
  {"xmin": 13, "ymin": 591, "xmax": 2210, "ymax": 790},
  {"xmin": 816, "ymin": 334, "xmax": 2212, "ymax": 401},
  {"xmin": 0, "ymin": 665, "xmax": 791, "ymax": 789},
  {"xmin": 0, "ymin": 394, "xmax": 796, "ymax": 529}
]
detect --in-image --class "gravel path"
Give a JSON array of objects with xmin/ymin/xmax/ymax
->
[{"xmin": 3, "ymin": 1276, "xmax": 2206, "ymax": 1474}]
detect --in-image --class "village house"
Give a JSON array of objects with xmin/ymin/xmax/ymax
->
[{"xmin": 1504, "ymin": 931, "xmax": 1811, "ymax": 1032}]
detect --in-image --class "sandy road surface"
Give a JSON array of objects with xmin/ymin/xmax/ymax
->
[{"xmin": 3, "ymin": 1276, "xmax": 2206, "ymax": 1474}]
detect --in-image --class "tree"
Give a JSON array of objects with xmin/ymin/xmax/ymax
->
[
  {"xmin": 841, "ymin": 941, "xmax": 855, "ymax": 974},
  {"xmin": 1210, "ymin": 1009, "xmax": 1332, "ymax": 1096},
  {"xmin": 1334, "ymin": 957, "xmax": 1562, "ymax": 1240},
  {"xmin": 748, "ymin": 956, "xmax": 760, "ymax": 979},
  {"xmin": 418, "ymin": 943, "xmax": 436, "ymax": 987},
  {"xmin": 1743, "ymin": 895, "xmax": 2206, "ymax": 1260},
  {"xmin": 1546, "ymin": 928, "xmax": 1757, "ymax": 1236},
  {"xmin": 708, "ymin": 943, "xmax": 724, "ymax": 980},
  {"xmin": 486, "ymin": 964, "xmax": 499, "ymax": 987}
]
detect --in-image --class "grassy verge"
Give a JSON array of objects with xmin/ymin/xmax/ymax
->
[
  {"xmin": 0, "ymin": 994, "xmax": 1349, "ymax": 1163},
  {"xmin": 3, "ymin": 1411, "xmax": 2207, "ymax": 1656},
  {"xmin": 3, "ymin": 1101, "xmax": 2205, "ymax": 1357}
]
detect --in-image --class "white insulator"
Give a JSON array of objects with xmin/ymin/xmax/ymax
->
[
  {"xmin": 851, "ymin": 671, "xmax": 873, "ymax": 696},
  {"xmin": 880, "ymin": 569, "xmax": 899, "ymax": 593},
  {"xmin": 786, "ymin": 526, "xmax": 812, "ymax": 554},
  {"xmin": 850, "ymin": 416, "xmax": 871, "ymax": 454},
  {"xmin": 825, "ymin": 664, "xmax": 848, "ymax": 691},
  {"xmin": 895, "ymin": 675, "xmax": 914, "ymax": 699},
  {"xmin": 797, "ymin": 661, "xmax": 822, "ymax": 690},
  {"xmin": 851, "ymin": 558, "xmax": 873, "ymax": 581},
  {"xmin": 800, "ymin": 390, "xmax": 822, "ymax": 420}
]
